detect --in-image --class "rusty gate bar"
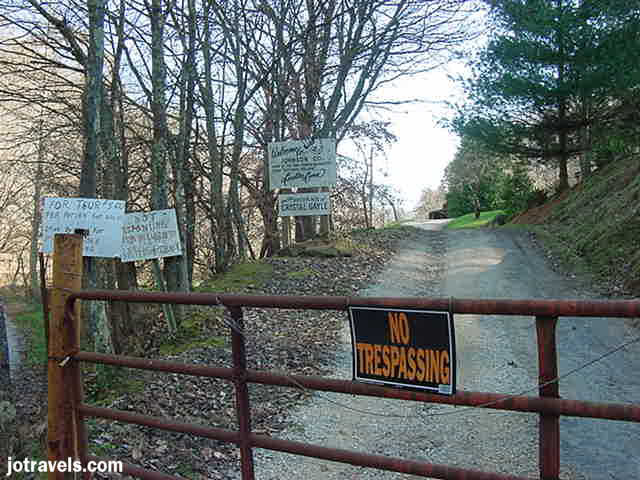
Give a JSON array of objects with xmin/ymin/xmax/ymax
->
[
  {"xmin": 536, "ymin": 317, "xmax": 560, "ymax": 480},
  {"xmin": 247, "ymin": 432, "xmax": 535, "ymax": 480},
  {"xmin": 73, "ymin": 350, "xmax": 640, "ymax": 422},
  {"xmin": 65, "ymin": 290, "xmax": 640, "ymax": 317},
  {"xmin": 228, "ymin": 306, "xmax": 255, "ymax": 480},
  {"xmin": 61, "ymin": 290, "xmax": 640, "ymax": 480},
  {"xmin": 78, "ymin": 404, "xmax": 240, "ymax": 443},
  {"xmin": 74, "ymin": 351, "xmax": 234, "ymax": 379},
  {"xmin": 77, "ymin": 405, "xmax": 533, "ymax": 480},
  {"xmin": 247, "ymin": 370, "xmax": 640, "ymax": 421}
]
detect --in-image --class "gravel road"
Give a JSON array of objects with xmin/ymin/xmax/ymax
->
[{"xmin": 232, "ymin": 221, "xmax": 640, "ymax": 479}]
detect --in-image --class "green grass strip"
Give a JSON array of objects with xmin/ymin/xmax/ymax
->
[
  {"xmin": 12, "ymin": 306, "xmax": 47, "ymax": 366},
  {"xmin": 446, "ymin": 210, "xmax": 506, "ymax": 229}
]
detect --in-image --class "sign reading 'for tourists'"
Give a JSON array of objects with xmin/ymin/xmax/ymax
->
[
  {"xmin": 40, "ymin": 197, "xmax": 125, "ymax": 258},
  {"xmin": 348, "ymin": 307, "xmax": 456, "ymax": 395},
  {"xmin": 268, "ymin": 138, "xmax": 337, "ymax": 189}
]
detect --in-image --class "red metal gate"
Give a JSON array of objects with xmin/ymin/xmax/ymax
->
[{"xmin": 50, "ymin": 289, "xmax": 640, "ymax": 480}]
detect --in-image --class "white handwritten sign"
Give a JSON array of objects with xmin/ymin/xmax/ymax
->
[
  {"xmin": 40, "ymin": 197, "xmax": 125, "ymax": 257},
  {"xmin": 121, "ymin": 209, "xmax": 182, "ymax": 262},
  {"xmin": 268, "ymin": 138, "xmax": 336, "ymax": 189},
  {"xmin": 278, "ymin": 192, "xmax": 330, "ymax": 216}
]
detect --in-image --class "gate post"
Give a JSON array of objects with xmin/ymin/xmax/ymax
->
[
  {"xmin": 228, "ymin": 306, "xmax": 255, "ymax": 480},
  {"xmin": 48, "ymin": 234, "xmax": 83, "ymax": 480},
  {"xmin": 536, "ymin": 315, "xmax": 560, "ymax": 480}
]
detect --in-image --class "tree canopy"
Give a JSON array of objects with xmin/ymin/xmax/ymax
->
[{"xmin": 452, "ymin": 0, "xmax": 640, "ymax": 192}]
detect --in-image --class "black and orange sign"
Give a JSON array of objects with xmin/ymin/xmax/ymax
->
[{"xmin": 348, "ymin": 307, "xmax": 456, "ymax": 395}]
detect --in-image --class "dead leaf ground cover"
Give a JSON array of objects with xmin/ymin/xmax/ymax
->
[{"xmin": 3, "ymin": 225, "xmax": 424, "ymax": 479}]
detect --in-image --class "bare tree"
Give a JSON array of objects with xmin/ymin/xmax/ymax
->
[{"xmin": 252, "ymin": 0, "xmax": 476, "ymax": 241}]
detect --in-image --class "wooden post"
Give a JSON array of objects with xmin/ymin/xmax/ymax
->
[
  {"xmin": 536, "ymin": 315, "xmax": 560, "ymax": 480},
  {"xmin": 48, "ymin": 234, "xmax": 83, "ymax": 480}
]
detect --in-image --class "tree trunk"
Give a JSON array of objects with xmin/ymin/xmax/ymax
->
[
  {"xmin": 169, "ymin": 0, "xmax": 196, "ymax": 293},
  {"xmin": 29, "ymin": 152, "xmax": 43, "ymax": 301},
  {"xmin": 579, "ymin": 98, "xmax": 591, "ymax": 179},
  {"xmin": 319, "ymin": 187, "xmax": 330, "ymax": 237},
  {"xmin": 150, "ymin": 0, "xmax": 180, "ymax": 328},
  {"xmin": 388, "ymin": 198, "xmax": 399, "ymax": 222},
  {"xmin": 200, "ymin": 2, "xmax": 230, "ymax": 273},
  {"xmin": 80, "ymin": 0, "xmax": 106, "ymax": 342},
  {"xmin": 259, "ymin": 193, "xmax": 280, "ymax": 257},
  {"xmin": 557, "ymin": 99, "xmax": 570, "ymax": 192},
  {"xmin": 556, "ymin": 6, "xmax": 570, "ymax": 193}
]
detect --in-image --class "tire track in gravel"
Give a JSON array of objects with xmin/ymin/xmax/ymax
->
[{"xmin": 231, "ymin": 222, "xmax": 449, "ymax": 479}]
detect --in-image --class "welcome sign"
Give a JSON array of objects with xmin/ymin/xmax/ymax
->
[{"xmin": 268, "ymin": 138, "xmax": 337, "ymax": 189}]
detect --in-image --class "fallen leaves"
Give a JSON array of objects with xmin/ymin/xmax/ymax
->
[{"xmin": 82, "ymin": 227, "xmax": 426, "ymax": 478}]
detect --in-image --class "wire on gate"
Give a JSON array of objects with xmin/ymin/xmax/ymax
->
[
  {"xmin": 416, "ymin": 332, "xmax": 640, "ymax": 421},
  {"xmin": 214, "ymin": 300, "xmax": 640, "ymax": 422},
  {"xmin": 294, "ymin": 332, "xmax": 640, "ymax": 422},
  {"xmin": 232, "ymin": 302, "xmax": 640, "ymax": 420}
]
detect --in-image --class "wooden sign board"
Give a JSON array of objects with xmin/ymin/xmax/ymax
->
[
  {"xmin": 349, "ymin": 307, "xmax": 456, "ymax": 395},
  {"xmin": 40, "ymin": 197, "xmax": 125, "ymax": 258},
  {"xmin": 121, "ymin": 209, "xmax": 182, "ymax": 262},
  {"xmin": 268, "ymin": 138, "xmax": 337, "ymax": 189},
  {"xmin": 278, "ymin": 192, "xmax": 330, "ymax": 216}
]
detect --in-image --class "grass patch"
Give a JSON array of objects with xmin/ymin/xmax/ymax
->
[
  {"xmin": 11, "ymin": 306, "xmax": 47, "ymax": 366},
  {"xmin": 157, "ymin": 307, "xmax": 229, "ymax": 356},
  {"xmin": 446, "ymin": 210, "xmax": 506, "ymax": 229},
  {"xmin": 195, "ymin": 261, "xmax": 274, "ymax": 293},
  {"xmin": 381, "ymin": 221, "xmax": 407, "ymax": 229},
  {"xmin": 286, "ymin": 267, "xmax": 314, "ymax": 279},
  {"xmin": 86, "ymin": 370, "xmax": 146, "ymax": 405},
  {"xmin": 157, "ymin": 261, "xmax": 274, "ymax": 361},
  {"xmin": 158, "ymin": 335, "xmax": 226, "ymax": 356},
  {"xmin": 515, "ymin": 156, "xmax": 640, "ymax": 294}
]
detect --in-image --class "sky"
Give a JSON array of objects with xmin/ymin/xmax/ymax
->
[
  {"xmin": 351, "ymin": 6, "xmax": 488, "ymax": 214},
  {"xmin": 355, "ymin": 66, "xmax": 467, "ymax": 212},
  {"xmin": 384, "ymin": 70, "xmax": 463, "ymax": 211}
]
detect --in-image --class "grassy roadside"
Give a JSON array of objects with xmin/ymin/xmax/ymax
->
[
  {"xmin": 12, "ymin": 308, "xmax": 47, "ymax": 366},
  {"xmin": 1, "ymin": 298, "xmax": 47, "ymax": 478},
  {"xmin": 511, "ymin": 157, "xmax": 640, "ymax": 296},
  {"xmin": 446, "ymin": 210, "xmax": 506, "ymax": 229}
]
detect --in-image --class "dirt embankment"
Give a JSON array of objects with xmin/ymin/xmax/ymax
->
[{"xmin": 512, "ymin": 157, "xmax": 640, "ymax": 297}]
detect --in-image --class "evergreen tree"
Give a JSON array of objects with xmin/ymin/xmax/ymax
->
[{"xmin": 454, "ymin": 0, "xmax": 640, "ymax": 192}]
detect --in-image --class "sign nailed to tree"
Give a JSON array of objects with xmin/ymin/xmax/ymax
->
[
  {"xmin": 121, "ymin": 209, "xmax": 182, "ymax": 262},
  {"xmin": 268, "ymin": 138, "xmax": 337, "ymax": 189},
  {"xmin": 278, "ymin": 192, "xmax": 330, "ymax": 217},
  {"xmin": 40, "ymin": 197, "xmax": 125, "ymax": 258},
  {"xmin": 348, "ymin": 307, "xmax": 456, "ymax": 395}
]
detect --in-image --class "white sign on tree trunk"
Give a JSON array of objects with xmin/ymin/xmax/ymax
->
[
  {"xmin": 40, "ymin": 197, "xmax": 125, "ymax": 257},
  {"xmin": 121, "ymin": 209, "xmax": 182, "ymax": 262},
  {"xmin": 278, "ymin": 192, "xmax": 331, "ymax": 216},
  {"xmin": 268, "ymin": 138, "xmax": 337, "ymax": 189}
]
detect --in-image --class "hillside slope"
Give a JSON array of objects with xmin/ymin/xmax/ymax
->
[{"xmin": 512, "ymin": 156, "xmax": 640, "ymax": 296}]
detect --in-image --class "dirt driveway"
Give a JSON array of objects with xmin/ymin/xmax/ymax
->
[
  {"xmin": 442, "ymin": 224, "xmax": 639, "ymax": 480},
  {"xmin": 232, "ymin": 222, "xmax": 640, "ymax": 479}
]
